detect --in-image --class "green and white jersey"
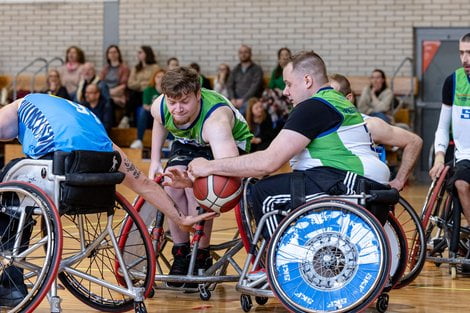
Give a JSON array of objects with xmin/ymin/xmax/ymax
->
[
  {"xmin": 286, "ymin": 87, "xmax": 390, "ymax": 184},
  {"xmin": 451, "ymin": 68, "xmax": 470, "ymax": 161},
  {"xmin": 161, "ymin": 88, "xmax": 253, "ymax": 152}
]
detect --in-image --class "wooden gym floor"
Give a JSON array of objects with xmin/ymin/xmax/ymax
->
[{"xmin": 31, "ymin": 183, "xmax": 469, "ymax": 313}]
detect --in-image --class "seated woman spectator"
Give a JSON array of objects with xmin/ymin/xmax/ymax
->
[
  {"xmin": 100, "ymin": 45, "xmax": 130, "ymax": 112},
  {"xmin": 43, "ymin": 69, "xmax": 70, "ymax": 100},
  {"xmin": 357, "ymin": 69, "xmax": 394, "ymax": 123},
  {"xmin": 83, "ymin": 84, "xmax": 114, "ymax": 133},
  {"xmin": 130, "ymin": 69, "xmax": 165, "ymax": 149},
  {"xmin": 166, "ymin": 57, "xmax": 180, "ymax": 70},
  {"xmin": 57, "ymin": 45, "xmax": 85, "ymax": 99},
  {"xmin": 213, "ymin": 63, "xmax": 230, "ymax": 97},
  {"xmin": 245, "ymin": 97, "xmax": 276, "ymax": 152},
  {"xmin": 268, "ymin": 47, "xmax": 292, "ymax": 91},
  {"xmin": 121, "ymin": 46, "xmax": 159, "ymax": 127}
]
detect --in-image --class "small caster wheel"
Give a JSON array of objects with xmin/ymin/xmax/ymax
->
[
  {"xmin": 255, "ymin": 296, "xmax": 268, "ymax": 305},
  {"xmin": 240, "ymin": 294, "xmax": 252, "ymax": 312},
  {"xmin": 147, "ymin": 288, "xmax": 155, "ymax": 298},
  {"xmin": 450, "ymin": 266, "xmax": 457, "ymax": 279},
  {"xmin": 376, "ymin": 293, "xmax": 389, "ymax": 313},
  {"xmin": 134, "ymin": 301, "xmax": 147, "ymax": 313},
  {"xmin": 199, "ymin": 285, "xmax": 211, "ymax": 301}
]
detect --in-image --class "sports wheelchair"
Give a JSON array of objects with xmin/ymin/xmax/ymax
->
[
  {"xmin": 421, "ymin": 164, "xmax": 470, "ymax": 279},
  {"xmin": 0, "ymin": 151, "xmax": 156, "ymax": 313},
  {"xmin": 235, "ymin": 177, "xmax": 425, "ymax": 313},
  {"xmin": 118, "ymin": 179, "xmax": 245, "ymax": 301}
]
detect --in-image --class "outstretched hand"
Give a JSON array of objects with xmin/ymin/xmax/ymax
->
[
  {"xmin": 161, "ymin": 168, "xmax": 193, "ymax": 189},
  {"xmin": 178, "ymin": 212, "xmax": 217, "ymax": 232}
]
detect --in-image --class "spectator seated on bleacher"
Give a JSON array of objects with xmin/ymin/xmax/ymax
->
[
  {"xmin": 43, "ymin": 69, "xmax": 71, "ymax": 100},
  {"xmin": 75, "ymin": 62, "xmax": 110, "ymax": 105},
  {"xmin": 122, "ymin": 46, "xmax": 160, "ymax": 128},
  {"xmin": 189, "ymin": 62, "xmax": 212, "ymax": 90},
  {"xmin": 56, "ymin": 45, "xmax": 86, "ymax": 100},
  {"xmin": 130, "ymin": 69, "xmax": 166, "ymax": 149},
  {"xmin": 357, "ymin": 69, "xmax": 394, "ymax": 123},
  {"xmin": 246, "ymin": 97, "xmax": 277, "ymax": 152},
  {"xmin": 83, "ymin": 84, "xmax": 114, "ymax": 133},
  {"xmin": 213, "ymin": 63, "xmax": 230, "ymax": 98},
  {"xmin": 100, "ymin": 45, "xmax": 130, "ymax": 119},
  {"xmin": 267, "ymin": 47, "xmax": 292, "ymax": 92}
]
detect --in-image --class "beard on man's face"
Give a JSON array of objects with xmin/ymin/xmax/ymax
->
[{"xmin": 173, "ymin": 116, "xmax": 190, "ymax": 126}]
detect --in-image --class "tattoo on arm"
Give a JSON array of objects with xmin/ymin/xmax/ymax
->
[{"xmin": 123, "ymin": 158, "xmax": 141, "ymax": 179}]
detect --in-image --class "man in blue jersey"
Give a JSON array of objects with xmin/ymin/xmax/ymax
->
[{"xmin": 0, "ymin": 93, "xmax": 214, "ymax": 306}]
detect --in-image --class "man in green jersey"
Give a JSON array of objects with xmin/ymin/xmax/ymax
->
[
  {"xmin": 188, "ymin": 51, "xmax": 389, "ymax": 239},
  {"xmin": 430, "ymin": 33, "xmax": 470, "ymax": 225},
  {"xmin": 149, "ymin": 67, "xmax": 252, "ymax": 284}
]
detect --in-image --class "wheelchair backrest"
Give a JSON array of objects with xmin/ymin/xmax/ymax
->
[{"xmin": 1, "ymin": 151, "xmax": 125, "ymax": 215}]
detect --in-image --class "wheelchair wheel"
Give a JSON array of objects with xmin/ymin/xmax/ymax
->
[
  {"xmin": 0, "ymin": 181, "xmax": 62, "ymax": 313},
  {"xmin": 421, "ymin": 166, "xmax": 451, "ymax": 242},
  {"xmin": 235, "ymin": 178, "xmax": 266, "ymax": 268},
  {"xmin": 58, "ymin": 192, "xmax": 155, "ymax": 312},
  {"xmin": 384, "ymin": 214, "xmax": 408, "ymax": 290},
  {"xmin": 235, "ymin": 178, "xmax": 258, "ymax": 254},
  {"xmin": 266, "ymin": 198, "xmax": 390, "ymax": 313},
  {"xmin": 392, "ymin": 197, "xmax": 426, "ymax": 288}
]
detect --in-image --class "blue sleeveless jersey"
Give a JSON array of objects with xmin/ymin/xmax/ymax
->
[{"xmin": 18, "ymin": 94, "xmax": 113, "ymax": 158}]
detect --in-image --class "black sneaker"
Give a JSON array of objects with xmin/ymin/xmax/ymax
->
[
  {"xmin": 167, "ymin": 243, "xmax": 190, "ymax": 287},
  {"xmin": 183, "ymin": 248, "xmax": 213, "ymax": 289},
  {"xmin": 0, "ymin": 285, "xmax": 26, "ymax": 308},
  {"xmin": 195, "ymin": 248, "xmax": 213, "ymax": 275}
]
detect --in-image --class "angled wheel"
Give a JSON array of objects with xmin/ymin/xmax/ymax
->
[
  {"xmin": 58, "ymin": 192, "xmax": 155, "ymax": 312},
  {"xmin": 392, "ymin": 197, "xmax": 426, "ymax": 288},
  {"xmin": 383, "ymin": 214, "xmax": 408, "ymax": 290},
  {"xmin": 266, "ymin": 198, "xmax": 391, "ymax": 313},
  {"xmin": 0, "ymin": 181, "xmax": 62, "ymax": 313},
  {"xmin": 421, "ymin": 166, "xmax": 451, "ymax": 242}
]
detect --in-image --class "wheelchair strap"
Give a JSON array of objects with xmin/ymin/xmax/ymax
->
[{"xmin": 290, "ymin": 171, "xmax": 305, "ymax": 210}]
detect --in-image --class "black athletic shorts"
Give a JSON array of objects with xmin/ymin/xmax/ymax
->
[
  {"xmin": 449, "ymin": 159, "xmax": 470, "ymax": 187},
  {"xmin": 166, "ymin": 141, "xmax": 214, "ymax": 167}
]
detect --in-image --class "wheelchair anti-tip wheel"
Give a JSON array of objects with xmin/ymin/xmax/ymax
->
[
  {"xmin": 266, "ymin": 198, "xmax": 391, "ymax": 313},
  {"xmin": 58, "ymin": 192, "xmax": 155, "ymax": 312},
  {"xmin": 0, "ymin": 181, "xmax": 62, "ymax": 313}
]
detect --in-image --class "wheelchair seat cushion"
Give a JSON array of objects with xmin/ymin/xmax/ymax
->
[{"xmin": 58, "ymin": 150, "xmax": 124, "ymax": 215}]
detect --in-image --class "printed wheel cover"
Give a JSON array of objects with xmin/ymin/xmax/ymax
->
[{"xmin": 270, "ymin": 206, "xmax": 386, "ymax": 312}]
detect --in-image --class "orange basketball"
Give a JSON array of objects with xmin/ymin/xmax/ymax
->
[{"xmin": 193, "ymin": 175, "xmax": 243, "ymax": 213}]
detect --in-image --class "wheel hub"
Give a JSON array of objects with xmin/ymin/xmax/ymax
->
[{"xmin": 300, "ymin": 232, "xmax": 358, "ymax": 290}]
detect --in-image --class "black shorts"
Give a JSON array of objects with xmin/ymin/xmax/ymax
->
[
  {"xmin": 251, "ymin": 166, "xmax": 389, "ymax": 238},
  {"xmin": 166, "ymin": 141, "xmax": 213, "ymax": 167},
  {"xmin": 449, "ymin": 160, "xmax": 470, "ymax": 187}
]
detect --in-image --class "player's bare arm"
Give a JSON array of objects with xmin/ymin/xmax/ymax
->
[{"xmin": 189, "ymin": 129, "xmax": 309, "ymax": 178}]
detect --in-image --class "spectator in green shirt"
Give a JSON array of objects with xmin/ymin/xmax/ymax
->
[
  {"xmin": 130, "ymin": 69, "xmax": 166, "ymax": 149},
  {"xmin": 268, "ymin": 47, "xmax": 292, "ymax": 91}
]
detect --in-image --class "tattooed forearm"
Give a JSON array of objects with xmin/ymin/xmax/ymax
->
[{"xmin": 123, "ymin": 158, "xmax": 141, "ymax": 179}]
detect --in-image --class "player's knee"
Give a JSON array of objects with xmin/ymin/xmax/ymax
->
[{"xmin": 455, "ymin": 179, "xmax": 470, "ymax": 192}]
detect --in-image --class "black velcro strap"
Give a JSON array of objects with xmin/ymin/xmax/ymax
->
[
  {"xmin": 290, "ymin": 172, "xmax": 305, "ymax": 210},
  {"xmin": 65, "ymin": 172, "xmax": 125, "ymax": 186}
]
